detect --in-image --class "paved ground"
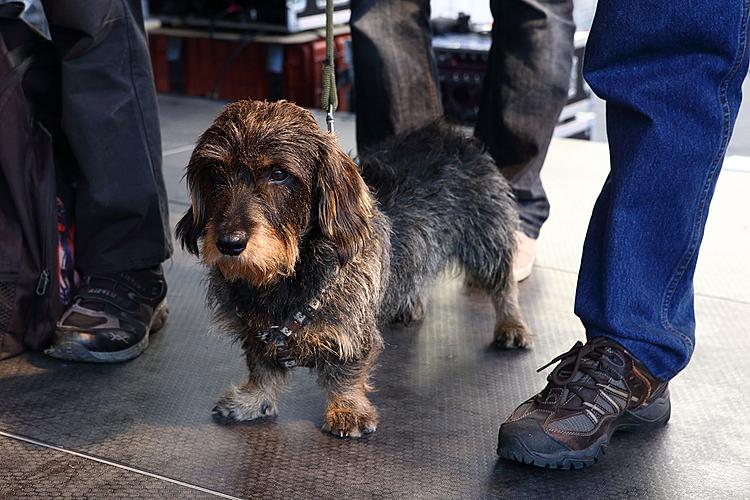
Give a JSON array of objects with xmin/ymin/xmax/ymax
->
[{"xmin": 0, "ymin": 95, "xmax": 748, "ymax": 499}]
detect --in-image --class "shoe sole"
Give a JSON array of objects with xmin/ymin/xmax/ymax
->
[
  {"xmin": 497, "ymin": 388, "xmax": 671, "ymax": 470},
  {"xmin": 46, "ymin": 299, "xmax": 170, "ymax": 363}
]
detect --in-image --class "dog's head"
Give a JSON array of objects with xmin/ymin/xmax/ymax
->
[{"xmin": 176, "ymin": 100, "xmax": 373, "ymax": 285}]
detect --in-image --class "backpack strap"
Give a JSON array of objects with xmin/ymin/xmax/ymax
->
[{"xmin": 0, "ymin": 42, "xmax": 37, "ymax": 107}]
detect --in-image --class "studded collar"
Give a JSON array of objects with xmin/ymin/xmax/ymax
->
[{"xmin": 236, "ymin": 265, "xmax": 339, "ymax": 368}]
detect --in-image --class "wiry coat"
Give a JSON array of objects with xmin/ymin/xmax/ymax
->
[
  {"xmin": 361, "ymin": 122, "xmax": 519, "ymax": 326},
  {"xmin": 177, "ymin": 101, "xmax": 529, "ymax": 438}
]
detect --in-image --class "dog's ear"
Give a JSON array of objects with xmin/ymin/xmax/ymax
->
[
  {"xmin": 175, "ymin": 180, "xmax": 205, "ymax": 256},
  {"xmin": 317, "ymin": 144, "xmax": 374, "ymax": 265}
]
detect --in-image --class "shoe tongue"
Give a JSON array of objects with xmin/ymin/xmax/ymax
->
[
  {"xmin": 557, "ymin": 346, "xmax": 624, "ymax": 408},
  {"xmin": 557, "ymin": 364, "xmax": 596, "ymax": 407},
  {"xmin": 114, "ymin": 268, "xmax": 155, "ymax": 296},
  {"xmin": 601, "ymin": 346, "xmax": 626, "ymax": 371}
]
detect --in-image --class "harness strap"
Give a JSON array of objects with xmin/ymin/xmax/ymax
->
[
  {"xmin": 240, "ymin": 266, "xmax": 340, "ymax": 368},
  {"xmin": 257, "ymin": 297, "xmax": 323, "ymax": 368},
  {"xmin": 0, "ymin": 43, "xmax": 37, "ymax": 109}
]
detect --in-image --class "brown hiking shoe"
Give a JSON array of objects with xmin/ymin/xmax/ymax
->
[{"xmin": 497, "ymin": 337, "xmax": 670, "ymax": 469}]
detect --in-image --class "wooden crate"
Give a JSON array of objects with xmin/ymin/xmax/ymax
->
[{"xmin": 147, "ymin": 28, "xmax": 352, "ymax": 109}]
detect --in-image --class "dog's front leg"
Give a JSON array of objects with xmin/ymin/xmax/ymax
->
[
  {"xmin": 212, "ymin": 355, "xmax": 289, "ymax": 423},
  {"xmin": 320, "ymin": 350, "xmax": 380, "ymax": 438}
]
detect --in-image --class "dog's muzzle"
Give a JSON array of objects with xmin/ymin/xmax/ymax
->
[{"xmin": 216, "ymin": 232, "xmax": 248, "ymax": 256}]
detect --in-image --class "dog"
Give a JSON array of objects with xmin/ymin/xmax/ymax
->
[{"xmin": 176, "ymin": 100, "xmax": 530, "ymax": 438}]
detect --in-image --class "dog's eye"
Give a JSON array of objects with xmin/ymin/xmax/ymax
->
[
  {"xmin": 206, "ymin": 169, "xmax": 223, "ymax": 183},
  {"xmin": 270, "ymin": 169, "xmax": 288, "ymax": 183}
]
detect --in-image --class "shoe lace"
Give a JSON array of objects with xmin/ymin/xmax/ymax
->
[{"xmin": 535, "ymin": 338, "xmax": 623, "ymax": 408}]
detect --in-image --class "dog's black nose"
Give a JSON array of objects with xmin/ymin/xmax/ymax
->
[{"xmin": 216, "ymin": 232, "xmax": 248, "ymax": 256}]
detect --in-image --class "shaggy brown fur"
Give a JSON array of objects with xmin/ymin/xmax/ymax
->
[{"xmin": 176, "ymin": 100, "xmax": 529, "ymax": 438}]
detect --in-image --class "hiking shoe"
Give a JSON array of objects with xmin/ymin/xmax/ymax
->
[
  {"xmin": 46, "ymin": 266, "xmax": 169, "ymax": 363},
  {"xmin": 497, "ymin": 337, "xmax": 670, "ymax": 469}
]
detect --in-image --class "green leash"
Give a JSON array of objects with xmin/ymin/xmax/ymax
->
[{"xmin": 321, "ymin": 0, "xmax": 338, "ymax": 133}]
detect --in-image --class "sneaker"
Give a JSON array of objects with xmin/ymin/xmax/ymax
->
[
  {"xmin": 513, "ymin": 231, "xmax": 536, "ymax": 282},
  {"xmin": 46, "ymin": 266, "xmax": 169, "ymax": 363},
  {"xmin": 497, "ymin": 337, "xmax": 670, "ymax": 469}
]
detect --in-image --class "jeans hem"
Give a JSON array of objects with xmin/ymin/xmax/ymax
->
[{"xmin": 585, "ymin": 331, "xmax": 693, "ymax": 382}]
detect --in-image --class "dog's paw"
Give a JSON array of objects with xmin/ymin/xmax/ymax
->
[
  {"xmin": 394, "ymin": 300, "xmax": 425, "ymax": 326},
  {"xmin": 212, "ymin": 386, "xmax": 278, "ymax": 424},
  {"xmin": 493, "ymin": 322, "xmax": 533, "ymax": 350},
  {"xmin": 463, "ymin": 273, "xmax": 483, "ymax": 291},
  {"xmin": 322, "ymin": 402, "xmax": 378, "ymax": 438}
]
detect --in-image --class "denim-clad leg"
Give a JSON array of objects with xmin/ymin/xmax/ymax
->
[
  {"xmin": 577, "ymin": 0, "xmax": 750, "ymax": 380},
  {"xmin": 475, "ymin": 0, "xmax": 574, "ymax": 238}
]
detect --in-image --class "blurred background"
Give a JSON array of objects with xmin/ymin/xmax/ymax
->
[{"xmin": 140, "ymin": 0, "xmax": 750, "ymax": 157}]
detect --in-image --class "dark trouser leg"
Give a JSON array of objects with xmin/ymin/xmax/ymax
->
[
  {"xmin": 350, "ymin": 0, "xmax": 443, "ymax": 151},
  {"xmin": 576, "ymin": 0, "xmax": 750, "ymax": 380},
  {"xmin": 42, "ymin": 0, "xmax": 171, "ymax": 274},
  {"xmin": 475, "ymin": 0, "xmax": 574, "ymax": 239}
]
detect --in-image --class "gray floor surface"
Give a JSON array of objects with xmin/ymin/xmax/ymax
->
[{"xmin": 0, "ymin": 95, "xmax": 748, "ymax": 499}]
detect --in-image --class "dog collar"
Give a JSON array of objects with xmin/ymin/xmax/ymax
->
[
  {"xmin": 256, "ymin": 297, "xmax": 323, "ymax": 368},
  {"xmin": 243, "ymin": 265, "xmax": 340, "ymax": 368}
]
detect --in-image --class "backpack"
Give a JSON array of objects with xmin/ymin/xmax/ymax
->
[{"xmin": 0, "ymin": 31, "xmax": 64, "ymax": 359}]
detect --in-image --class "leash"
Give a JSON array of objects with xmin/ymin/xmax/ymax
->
[{"xmin": 320, "ymin": 0, "xmax": 337, "ymax": 133}]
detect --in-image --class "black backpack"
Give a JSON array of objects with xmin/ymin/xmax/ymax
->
[{"xmin": 0, "ymin": 31, "xmax": 64, "ymax": 359}]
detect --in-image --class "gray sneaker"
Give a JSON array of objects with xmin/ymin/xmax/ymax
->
[{"xmin": 46, "ymin": 266, "xmax": 168, "ymax": 363}]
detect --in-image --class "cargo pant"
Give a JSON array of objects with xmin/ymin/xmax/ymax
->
[{"xmin": 41, "ymin": 0, "xmax": 171, "ymax": 274}]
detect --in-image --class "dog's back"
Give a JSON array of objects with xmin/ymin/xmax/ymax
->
[{"xmin": 359, "ymin": 122, "xmax": 523, "ymax": 341}]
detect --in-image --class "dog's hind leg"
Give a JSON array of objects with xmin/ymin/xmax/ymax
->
[
  {"xmin": 212, "ymin": 355, "xmax": 290, "ymax": 423},
  {"xmin": 392, "ymin": 284, "xmax": 427, "ymax": 325},
  {"xmin": 459, "ymin": 242, "xmax": 532, "ymax": 349},
  {"xmin": 492, "ymin": 267, "xmax": 532, "ymax": 349}
]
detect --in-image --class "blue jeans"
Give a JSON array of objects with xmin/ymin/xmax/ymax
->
[{"xmin": 577, "ymin": 0, "xmax": 750, "ymax": 380}]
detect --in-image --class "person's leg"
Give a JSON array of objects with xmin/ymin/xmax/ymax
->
[
  {"xmin": 42, "ymin": 0, "xmax": 171, "ymax": 363},
  {"xmin": 42, "ymin": 0, "xmax": 171, "ymax": 274},
  {"xmin": 350, "ymin": 0, "xmax": 443, "ymax": 151},
  {"xmin": 498, "ymin": 0, "xmax": 750, "ymax": 468},
  {"xmin": 475, "ymin": 0, "xmax": 574, "ymax": 241},
  {"xmin": 576, "ymin": 0, "xmax": 749, "ymax": 380}
]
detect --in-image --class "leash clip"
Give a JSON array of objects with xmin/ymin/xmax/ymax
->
[{"xmin": 326, "ymin": 104, "xmax": 335, "ymax": 133}]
